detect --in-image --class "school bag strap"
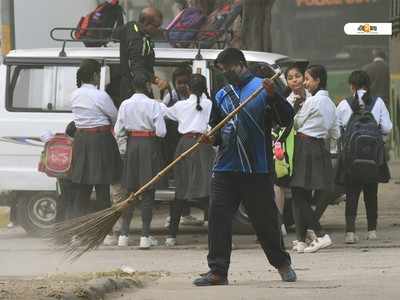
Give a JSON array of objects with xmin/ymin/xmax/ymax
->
[
  {"xmin": 223, "ymin": 85, "xmax": 240, "ymax": 108},
  {"xmin": 276, "ymin": 121, "xmax": 294, "ymax": 143},
  {"xmin": 346, "ymin": 94, "xmax": 378, "ymax": 113}
]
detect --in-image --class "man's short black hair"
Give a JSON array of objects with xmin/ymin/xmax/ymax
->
[
  {"xmin": 132, "ymin": 73, "xmax": 152, "ymax": 91},
  {"xmin": 139, "ymin": 7, "xmax": 163, "ymax": 24},
  {"xmin": 215, "ymin": 48, "xmax": 247, "ymax": 67}
]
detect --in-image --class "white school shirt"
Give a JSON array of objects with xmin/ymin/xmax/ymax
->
[
  {"xmin": 161, "ymin": 94, "xmax": 212, "ymax": 134},
  {"xmin": 294, "ymin": 90, "xmax": 340, "ymax": 140},
  {"xmin": 286, "ymin": 89, "xmax": 312, "ymax": 107},
  {"xmin": 336, "ymin": 89, "xmax": 393, "ymax": 135},
  {"xmin": 71, "ymin": 84, "xmax": 118, "ymax": 128},
  {"xmin": 114, "ymin": 93, "xmax": 167, "ymax": 142},
  {"xmin": 162, "ymin": 89, "xmax": 182, "ymax": 107}
]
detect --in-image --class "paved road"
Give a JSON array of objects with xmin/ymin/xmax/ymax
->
[
  {"xmin": 107, "ymin": 247, "xmax": 400, "ymax": 300},
  {"xmin": 0, "ymin": 164, "xmax": 399, "ymax": 299}
]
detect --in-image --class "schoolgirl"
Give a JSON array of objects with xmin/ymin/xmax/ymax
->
[
  {"xmin": 290, "ymin": 65, "xmax": 340, "ymax": 253},
  {"xmin": 162, "ymin": 66, "xmax": 205, "ymax": 228},
  {"xmin": 114, "ymin": 76, "xmax": 167, "ymax": 249},
  {"xmin": 69, "ymin": 59, "xmax": 122, "ymax": 218},
  {"xmin": 336, "ymin": 70, "xmax": 392, "ymax": 243},
  {"xmin": 162, "ymin": 74, "xmax": 215, "ymax": 246},
  {"xmin": 275, "ymin": 64, "xmax": 311, "ymax": 232}
]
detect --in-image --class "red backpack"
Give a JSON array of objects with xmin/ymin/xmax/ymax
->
[
  {"xmin": 197, "ymin": 3, "xmax": 242, "ymax": 48},
  {"xmin": 166, "ymin": 7, "xmax": 207, "ymax": 48},
  {"xmin": 75, "ymin": 0, "xmax": 123, "ymax": 47},
  {"xmin": 38, "ymin": 134, "xmax": 73, "ymax": 178}
]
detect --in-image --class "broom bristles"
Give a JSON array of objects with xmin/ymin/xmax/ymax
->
[{"xmin": 48, "ymin": 201, "xmax": 129, "ymax": 261}]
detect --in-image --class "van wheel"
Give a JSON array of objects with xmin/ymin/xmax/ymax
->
[{"xmin": 17, "ymin": 192, "xmax": 59, "ymax": 237}]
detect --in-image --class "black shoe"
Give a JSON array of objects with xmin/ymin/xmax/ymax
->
[{"xmin": 193, "ymin": 271, "xmax": 228, "ymax": 286}]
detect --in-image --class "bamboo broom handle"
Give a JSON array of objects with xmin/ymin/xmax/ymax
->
[{"xmin": 122, "ymin": 72, "xmax": 282, "ymax": 206}]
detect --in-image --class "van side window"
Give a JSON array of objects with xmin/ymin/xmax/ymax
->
[
  {"xmin": 6, "ymin": 65, "xmax": 78, "ymax": 112},
  {"xmin": 210, "ymin": 66, "xmax": 227, "ymax": 99}
]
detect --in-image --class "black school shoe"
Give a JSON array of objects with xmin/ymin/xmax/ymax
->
[{"xmin": 193, "ymin": 271, "xmax": 229, "ymax": 286}]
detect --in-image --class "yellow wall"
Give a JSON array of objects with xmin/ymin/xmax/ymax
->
[{"xmin": 1, "ymin": 24, "xmax": 12, "ymax": 55}]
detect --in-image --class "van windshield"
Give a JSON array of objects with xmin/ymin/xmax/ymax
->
[{"xmin": 7, "ymin": 65, "xmax": 78, "ymax": 112}]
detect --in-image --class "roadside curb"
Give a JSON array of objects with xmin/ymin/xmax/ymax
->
[{"xmin": 60, "ymin": 277, "xmax": 142, "ymax": 300}]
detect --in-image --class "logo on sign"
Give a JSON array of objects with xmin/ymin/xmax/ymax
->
[{"xmin": 344, "ymin": 23, "xmax": 392, "ymax": 36}]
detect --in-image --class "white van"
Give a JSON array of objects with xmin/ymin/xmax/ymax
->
[{"xmin": 0, "ymin": 46, "xmax": 293, "ymax": 235}]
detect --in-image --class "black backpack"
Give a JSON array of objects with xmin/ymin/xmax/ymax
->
[
  {"xmin": 341, "ymin": 96, "xmax": 385, "ymax": 184},
  {"xmin": 75, "ymin": 0, "xmax": 124, "ymax": 47}
]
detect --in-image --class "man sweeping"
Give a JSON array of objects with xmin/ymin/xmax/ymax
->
[
  {"xmin": 49, "ymin": 50, "xmax": 289, "ymax": 263},
  {"xmin": 193, "ymin": 48, "xmax": 297, "ymax": 286}
]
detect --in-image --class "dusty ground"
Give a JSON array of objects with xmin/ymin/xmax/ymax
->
[
  {"xmin": 0, "ymin": 163, "xmax": 399, "ymax": 299},
  {"xmin": 106, "ymin": 247, "xmax": 400, "ymax": 300}
]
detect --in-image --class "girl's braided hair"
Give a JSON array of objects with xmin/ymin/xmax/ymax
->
[{"xmin": 189, "ymin": 74, "xmax": 209, "ymax": 111}]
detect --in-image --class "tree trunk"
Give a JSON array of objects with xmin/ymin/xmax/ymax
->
[{"xmin": 241, "ymin": 0, "xmax": 275, "ymax": 52}]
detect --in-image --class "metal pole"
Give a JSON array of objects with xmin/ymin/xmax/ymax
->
[{"xmin": 1, "ymin": 0, "xmax": 15, "ymax": 55}]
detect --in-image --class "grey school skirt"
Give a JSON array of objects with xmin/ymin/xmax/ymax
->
[
  {"xmin": 69, "ymin": 130, "xmax": 122, "ymax": 185},
  {"xmin": 290, "ymin": 134, "xmax": 333, "ymax": 191},
  {"xmin": 122, "ymin": 136, "xmax": 167, "ymax": 192},
  {"xmin": 174, "ymin": 135, "xmax": 216, "ymax": 200}
]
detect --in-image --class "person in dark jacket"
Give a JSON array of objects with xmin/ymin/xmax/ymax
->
[
  {"xmin": 193, "ymin": 48, "xmax": 297, "ymax": 286},
  {"xmin": 114, "ymin": 7, "xmax": 167, "ymax": 101},
  {"xmin": 362, "ymin": 49, "xmax": 390, "ymax": 105}
]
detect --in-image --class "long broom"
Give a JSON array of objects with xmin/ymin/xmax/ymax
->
[{"xmin": 50, "ymin": 71, "xmax": 282, "ymax": 261}]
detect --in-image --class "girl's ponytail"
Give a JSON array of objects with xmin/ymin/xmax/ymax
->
[
  {"xmin": 196, "ymin": 95, "xmax": 202, "ymax": 111},
  {"xmin": 189, "ymin": 74, "xmax": 208, "ymax": 112},
  {"xmin": 76, "ymin": 69, "xmax": 82, "ymax": 88}
]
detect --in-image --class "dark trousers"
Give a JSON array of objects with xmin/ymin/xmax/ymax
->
[
  {"xmin": 56, "ymin": 178, "xmax": 78, "ymax": 222},
  {"xmin": 345, "ymin": 183, "xmax": 378, "ymax": 232},
  {"xmin": 291, "ymin": 187, "xmax": 323, "ymax": 241},
  {"xmin": 72, "ymin": 184, "xmax": 111, "ymax": 219},
  {"xmin": 168, "ymin": 197, "xmax": 209, "ymax": 238},
  {"xmin": 120, "ymin": 189, "xmax": 155, "ymax": 236},
  {"xmin": 207, "ymin": 172, "xmax": 291, "ymax": 277}
]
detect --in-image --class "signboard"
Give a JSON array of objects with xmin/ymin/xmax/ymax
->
[{"xmin": 296, "ymin": 0, "xmax": 376, "ymax": 7}]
